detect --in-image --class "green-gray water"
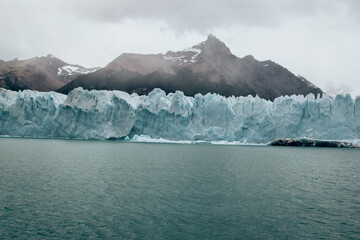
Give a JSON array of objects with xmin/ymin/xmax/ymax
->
[{"xmin": 0, "ymin": 138, "xmax": 359, "ymax": 239}]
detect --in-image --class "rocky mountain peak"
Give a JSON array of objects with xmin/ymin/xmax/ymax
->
[
  {"xmin": 203, "ymin": 34, "xmax": 225, "ymax": 45},
  {"xmin": 196, "ymin": 34, "xmax": 232, "ymax": 57},
  {"xmin": 163, "ymin": 35, "xmax": 232, "ymax": 65}
]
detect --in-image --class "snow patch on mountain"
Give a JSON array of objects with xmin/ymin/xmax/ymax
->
[
  {"xmin": 57, "ymin": 65, "xmax": 98, "ymax": 77},
  {"xmin": 163, "ymin": 55, "xmax": 186, "ymax": 62},
  {"xmin": 183, "ymin": 47, "xmax": 201, "ymax": 63},
  {"xmin": 163, "ymin": 47, "xmax": 201, "ymax": 65}
]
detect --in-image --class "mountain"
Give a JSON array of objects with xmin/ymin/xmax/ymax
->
[
  {"xmin": 58, "ymin": 35, "xmax": 323, "ymax": 100},
  {"xmin": 322, "ymin": 83, "xmax": 359, "ymax": 98},
  {"xmin": 0, "ymin": 59, "xmax": 5, "ymax": 67},
  {"xmin": 0, "ymin": 55, "xmax": 99, "ymax": 92}
]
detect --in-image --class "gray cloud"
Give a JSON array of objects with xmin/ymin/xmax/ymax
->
[{"xmin": 64, "ymin": 0, "xmax": 355, "ymax": 31}]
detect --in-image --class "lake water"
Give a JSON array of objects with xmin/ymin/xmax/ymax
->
[{"xmin": 0, "ymin": 138, "xmax": 359, "ymax": 239}]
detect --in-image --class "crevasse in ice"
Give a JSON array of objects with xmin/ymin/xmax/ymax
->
[{"xmin": 0, "ymin": 87, "xmax": 359, "ymax": 143}]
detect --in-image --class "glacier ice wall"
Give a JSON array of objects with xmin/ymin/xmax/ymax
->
[{"xmin": 0, "ymin": 87, "xmax": 359, "ymax": 143}]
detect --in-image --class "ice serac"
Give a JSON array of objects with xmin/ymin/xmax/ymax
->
[{"xmin": 1, "ymin": 87, "xmax": 359, "ymax": 143}]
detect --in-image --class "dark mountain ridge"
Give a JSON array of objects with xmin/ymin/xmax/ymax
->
[
  {"xmin": 0, "ymin": 55, "xmax": 99, "ymax": 91},
  {"xmin": 58, "ymin": 35, "xmax": 322, "ymax": 100}
]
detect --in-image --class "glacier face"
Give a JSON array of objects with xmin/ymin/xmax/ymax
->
[{"xmin": 0, "ymin": 87, "xmax": 359, "ymax": 143}]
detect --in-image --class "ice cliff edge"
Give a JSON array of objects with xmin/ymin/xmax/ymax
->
[{"xmin": 0, "ymin": 87, "xmax": 359, "ymax": 143}]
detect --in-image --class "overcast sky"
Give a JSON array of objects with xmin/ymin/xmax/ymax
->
[{"xmin": 1, "ymin": 0, "xmax": 360, "ymax": 96}]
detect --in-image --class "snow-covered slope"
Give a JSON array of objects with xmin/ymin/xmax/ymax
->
[
  {"xmin": 163, "ymin": 46, "xmax": 202, "ymax": 65},
  {"xmin": 57, "ymin": 65, "xmax": 100, "ymax": 81},
  {"xmin": 1, "ymin": 88, "xmax": 359, "ymax": 143}
]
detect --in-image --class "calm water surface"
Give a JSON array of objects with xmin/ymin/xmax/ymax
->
[{"xmin": 0, "ymin": 138, "xmax": 359, "ymax": 239}]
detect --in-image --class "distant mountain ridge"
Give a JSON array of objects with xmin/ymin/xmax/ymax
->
[
  {"xmin": 0, "ymin": 55, "xmax": 99, "ymax": 91},
  {"xmin": 1, "ymin": 35, "xmax": 323, "ymax": 99},
  {"xmin": 58, "ymin": 35, "xmax": 323, "ymax": 100}
]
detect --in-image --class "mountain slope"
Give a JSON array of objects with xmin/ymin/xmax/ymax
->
[
  {"xmin": 0, "ymin": 55, "xmax": 99, "ymax": 91},
  {"xmin": 58, "ymin": 35, "xmax": 322, "ymax": 100}
]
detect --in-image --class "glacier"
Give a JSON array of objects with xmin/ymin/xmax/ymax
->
[{"xmin": 0, "ymin": 87, "xmax": 359, "ymax": 143}]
